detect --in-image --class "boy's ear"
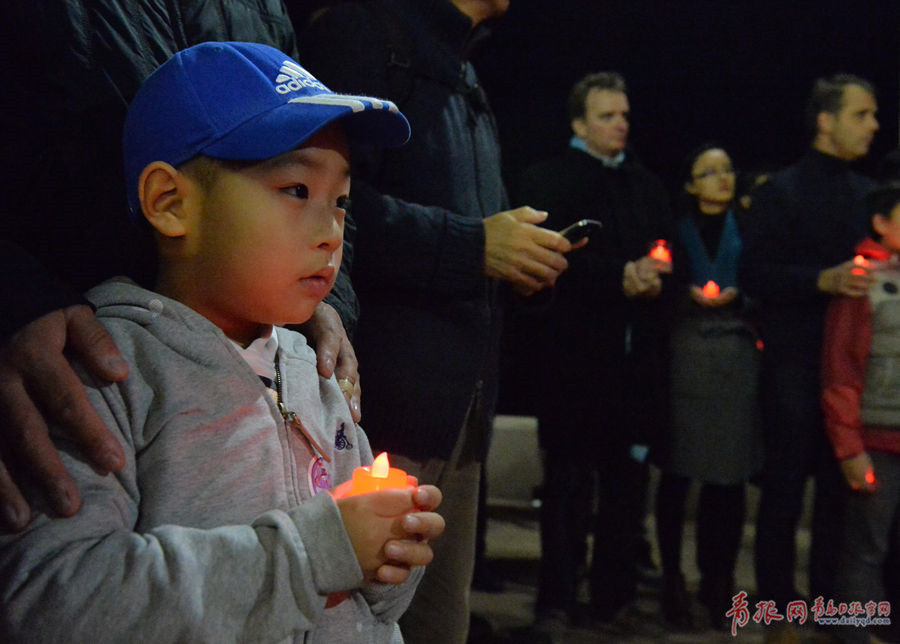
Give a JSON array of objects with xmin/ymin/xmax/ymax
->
[{"xmin": 138, "ymin": 161, "xmax": 194, "ymax": 237}]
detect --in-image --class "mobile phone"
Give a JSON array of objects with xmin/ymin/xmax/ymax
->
[{"xmin": 559, "ymin": 218, "xmax": 603, "ymax": 241}]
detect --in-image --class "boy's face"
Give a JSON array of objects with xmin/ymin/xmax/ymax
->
[
  {"xmin": 186, "ymin": 124, "xmax": 349, "ymax": 344},
  {"xmin": 874, "ymin": 203, "xmax": 900, "ymax": 253}
]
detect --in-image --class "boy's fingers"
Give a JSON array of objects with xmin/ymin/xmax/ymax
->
[
  {"xmin": 375, "ymin": 563, "xmax": 412, "ymax": 585},
  {"xmin": 412, "ymin": 484, "xmax": 441, "ymax": 511},
  {"xmin": 344, "ymin": 488, "xmax": 415, "ymax": 518},
  {"xmin": 401, "ymin": 511, "xmax": 445, "ymax": 540},
  {"xmin": 385, "ymin": 538, "xmax": 435, "ymax": 567}
]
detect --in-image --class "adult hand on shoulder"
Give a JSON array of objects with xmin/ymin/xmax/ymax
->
[
  {"xmin": 376, "ymin": 484, "xmax": 444, "ymax": 584},
  {"xmin": 0, "ymin": 305, "xmax": 128, "ymax": 530},
  {"xmin": 817, "ymin": 260, "xmax": 873, "ymax": 297},
  {"xmin": 840, "ymin": 452, "xmax": 877, "ymax": 493},
  {"xmin": 483, "ymin": 207, "xmax": 571, "ymax": 295},
  {"xmin": 297, "ymin": 302, "xmax": 361, "ymax": 422}
]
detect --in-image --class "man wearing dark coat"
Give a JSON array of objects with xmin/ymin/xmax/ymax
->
[
  {"xmin": 739, "ymin": 73, "xmax": 879, "ymax": 644},
  {"xmin": 517, "ymin": 71, "xmax": 674, "ymax": 632}
]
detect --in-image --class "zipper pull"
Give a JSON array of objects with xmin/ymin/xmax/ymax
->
[{"xmin": 283, "ymin": 409, "xmax": 331, "ymax": 463}]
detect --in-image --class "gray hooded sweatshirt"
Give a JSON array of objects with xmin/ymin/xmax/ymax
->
[{"xmin": 0, "ymin": 279, "xmax": 419, "ymax": 643}]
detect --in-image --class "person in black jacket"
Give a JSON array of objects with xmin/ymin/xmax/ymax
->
[
  {"xmin": 299, "ymin": 1, "xmax": 574, "ymax": 642},
  {"xmin": 0, "ymin": 1, "xmax": 360, "ymax": 531},
  {"xmin": 739, "ymin": 73, "xmax": 879, "ymax": 643},
  {"xmin": 517, "ymin": 71, "xmax": 674, "ymax": 634}
]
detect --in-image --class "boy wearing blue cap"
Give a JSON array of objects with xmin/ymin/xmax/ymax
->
[{"xmin": 0, "ymin": 42, "xmax": 443, "ymax": 643}]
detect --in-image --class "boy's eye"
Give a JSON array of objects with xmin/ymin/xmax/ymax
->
[
  {"xmin": 336, "ymin": 196, "xmax": 351, "ymax": 211},
  {"xmin": 287, "ymin": 184, "xmax": 309, "ymax": 199}
]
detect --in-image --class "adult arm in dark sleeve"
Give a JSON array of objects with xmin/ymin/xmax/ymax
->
[
  {"xmin": 300, "ymin": 5, "xmax": 568, "ymax": 298},
  {"xmin": 518, "ymin": 164, "xmax": 624, "ymax": 300},
  {"xmin": 738, "ymin": 181, "xmax": 825, "ymax": 303},
  {"xmin": 300, "ymin": 6, "xmax": 488, "ymax": 298}
]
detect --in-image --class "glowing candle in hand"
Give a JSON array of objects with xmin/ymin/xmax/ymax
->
[
  {"xmin": 347, "ymin": 452, "xmax": 409, "ymax": 496},
  {"xmin": 649, "ymin": 239, "xmax": 671, "ymax": 263},
  {"xmin": 701, "ymin": 280, "xmax": 720, "ymax": 298},
  {"xmin": 865, "ymin": 468, "xmax": 876, "ymax": 486}
]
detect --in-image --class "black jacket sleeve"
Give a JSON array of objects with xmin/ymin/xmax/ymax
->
[{"xmin": 0, "ymin": 241, "xmax": 88, "ymax": 340}]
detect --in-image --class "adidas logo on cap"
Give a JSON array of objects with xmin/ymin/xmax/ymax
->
[{"xmin": 275, "ymin": 60, "xmax": 326, "ymax": 94}]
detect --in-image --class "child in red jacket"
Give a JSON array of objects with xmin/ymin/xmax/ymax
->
[{"xmin": 821, "ymin": 181, "xmax": 900, "ymax": 643}]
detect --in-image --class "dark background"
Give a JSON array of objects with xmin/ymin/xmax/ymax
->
[
  {"xmin": 291, "ymin": 1, "xmax": 899, "ymax": 196},
  {"xmin": 469, "ymin": 0, "xmax": 899, "ymax": 198}
]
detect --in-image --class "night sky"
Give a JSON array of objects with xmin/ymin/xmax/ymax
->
[{"xmin": 471, "ymin": 0, "xmax": 899, "ymax": 197}]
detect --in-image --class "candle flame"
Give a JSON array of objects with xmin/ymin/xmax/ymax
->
[
  {"xmin": 649, "ymin": 240, "xmax": 671, "ymax": 262},
  {"xmin": 371, "ymin": 452, "xmax": 390, "ymax": 478},
  {"xmin": 865, "ymin": 469, "xmax": 875, "ymax": 485},
  {"xmin": 702, "ymin": 280, "xmax": 720, "ymax": 298},
  {"xmin": 854, "ymin": 254, "xmax": 868, "ymax": 266}
]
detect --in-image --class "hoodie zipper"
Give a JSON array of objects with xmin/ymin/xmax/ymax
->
[{"xmin": 274, "ymin": 358, "xmax": 331, "ymax": 463}]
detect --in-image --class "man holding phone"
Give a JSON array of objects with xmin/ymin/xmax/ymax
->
[{"xmin": 515, "ymin": 70, "xmax": 673, "ymax": 636}]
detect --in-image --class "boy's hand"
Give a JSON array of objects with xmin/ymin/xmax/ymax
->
[
  {"xmin": 298, "ymin": 302, "xmax": 361, "ymax": 422},
  {"xmin": 0, "ymin": 305, "xmax": 128, "ymax": 530},
  {"xmin": 840, "ymin": 452, "xmax": 877, "ymax": 493},
  {"xmin": 333, "ymin": 488, "xmax": 417, "ymax": 581},
  {"xmin": 376, "ymin": 484, "xmax": 444, "ymax": 584}
]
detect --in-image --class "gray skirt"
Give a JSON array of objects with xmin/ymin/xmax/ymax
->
[{"xmin": 666, "ymin": 314, "xmax": 764, "ymax": 485}]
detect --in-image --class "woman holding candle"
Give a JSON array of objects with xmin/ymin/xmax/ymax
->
[{"xmin": 654, "ymin": 143, "xmax": 763, "ymax": 630}]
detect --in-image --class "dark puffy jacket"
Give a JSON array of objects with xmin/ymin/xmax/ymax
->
[
  {"xmin": 0, "ymin": 2, "xmax": 360, "ymax": 338},
  {"xmin": 301, "ymin": 0, "xmax": 507, "ymax": 460}
]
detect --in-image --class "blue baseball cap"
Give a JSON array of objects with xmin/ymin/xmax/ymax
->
[{"xmin": 123, "ymin": 41, "xmax": 410, "ymax": 219}]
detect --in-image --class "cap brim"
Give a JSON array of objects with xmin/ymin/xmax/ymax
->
[{"xmin": 202, "ymin": 95, "xmax": 410, "ymax": 161}]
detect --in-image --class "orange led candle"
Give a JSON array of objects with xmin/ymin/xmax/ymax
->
[
  {"xmin": 649, "ymin": 239, "xmax": 671, "ymax": 263},
  {"xmin": 865, "ymin": 468, "xmax": 876, "ymax": 486},
  {"xmin": 347, "ymin": 452, "xmax": 409, "ymax": 496},
  {"xmin": 701, "ymin": 280, "xmax": 720, "ymax": 298},
  {"xmin": 852, "ymin": 254, "xmax": 869, "ymax": 276}
]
